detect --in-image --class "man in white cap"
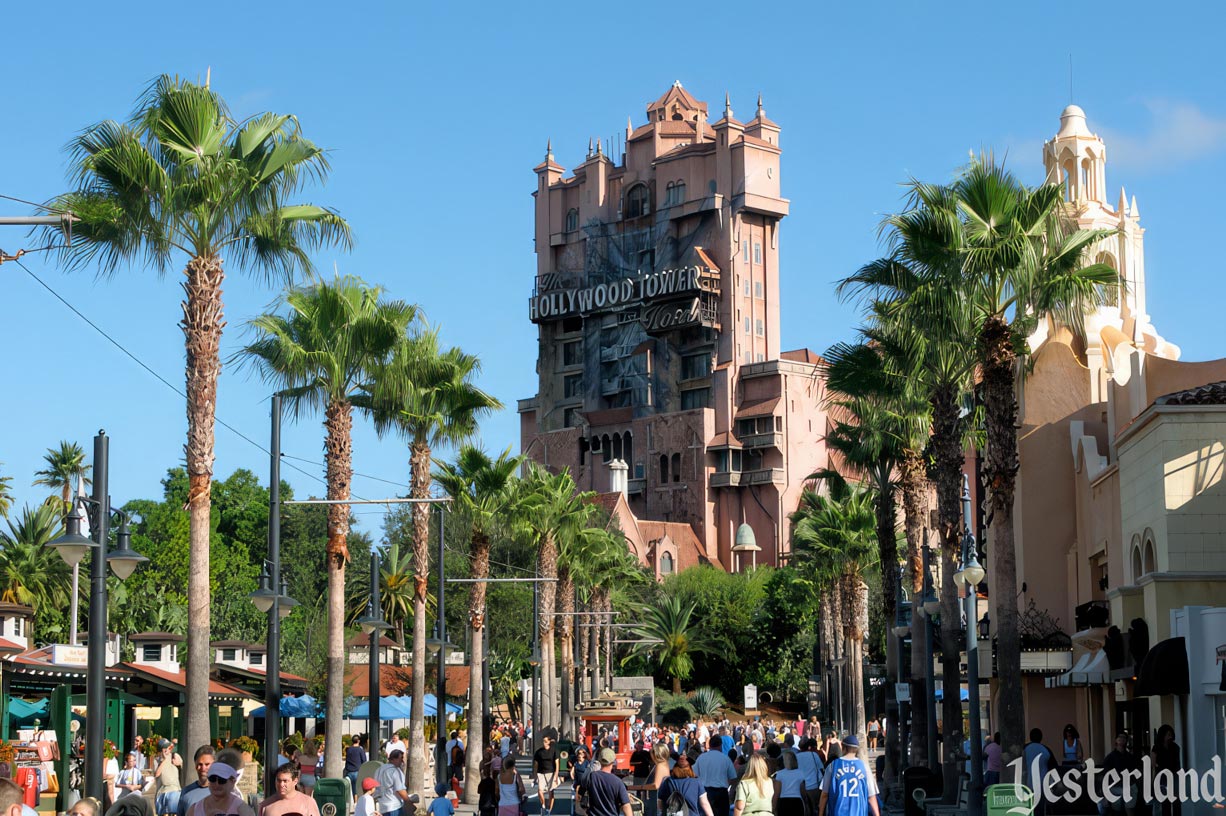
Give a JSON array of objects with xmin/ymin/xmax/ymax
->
[
  {"xmin": 818, "ymin": 735, "xmax": 878, "ymax": 816},
  {"xmin": 374, "ymin": 749, "xmax": 411, "ymax": 816}
]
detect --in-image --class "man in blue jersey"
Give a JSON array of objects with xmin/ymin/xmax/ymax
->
[{"xmin": 819, "ymin": 735, "xmax": 879, "ymax": 816}]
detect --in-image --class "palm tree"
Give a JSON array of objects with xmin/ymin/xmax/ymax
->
[
  {"xmin": 839, "ymin": 183, "xmax": 979, "ymax": 786},
  {"xmin": 49, "ymin": 74, "xmax": 352, "ymax": 751},
  {"xmin": 434, "ymin": 445, "xmax": 523, "ymax": 802},
  {"xmin": 951, "ymin": 158, "xmax": 1116, "ymax": 764},
  {"xmin": 515, "ymin": 465, "xmax": 597, "ymax": 730},
  {"xmin": 356, "ymin": 329, "xmax": 500, "ymax": 795},
  {"xmin": 577, "ymin": 528, "xmax": 647, "ymax": 696},
  {"xmin": 239, "ymin": 275, "xmax": 415, "ymax": 777},
  {"xmin": 557, "ymin": 512, "xmax": 604, "ymax": 736},
  {"xmin": 32, "ymin": 441, "xmax": 93, "ymax": 645},
  {"xmin": 623, "ymin": 593, "xmax": 720, "ymax": 695},
  {"xmin": 32, "ymin": 441, "xmax": 92, "ymax": 512},
  {"xmin": 823, "ymin": 338, "xmax": 932, "ymax": 768},
  {"xmin": 0, "ymin": 467, "xmax": 11, "ymax": 519},
  {"xmin": 347, "ymin": 538, "xmax": 416, "ymax": 645},
  {"xmin": 0, "ymin": 503, "xmax": 71, "ymax": 613},
  {"xmin": 791, "ymin": 471, "xmax": 878, "ymax": 740}
]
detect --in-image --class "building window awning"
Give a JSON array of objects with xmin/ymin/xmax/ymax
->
[
  {"xmin": 1135, "ymin": 637, "xmax": 1189, "ymax": 697},
  {"xmin": 1045, "ymin": 648, "xmax": 1110, "ymax": 688}
]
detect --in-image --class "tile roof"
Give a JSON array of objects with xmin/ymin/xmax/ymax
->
[
  {"xmin": 129, "ymin": 632, "xmax": 184, "ymax": 642},
  {"xmin": 1155, "ymin": 381, "xmax": 1226, "ymax": 406},
  {"xmin": 707, "ymin": 432, "xmax": 742, "ymax": 449},
  {"xmin": 0, "ymin": 638, "xmax": 24, "ymax": 652},
  {"xmin": 694, "ymin": 248, "xmax": 721, "ymax": 274},
  {"xmin": 582, "ymin": 407, "xmax": 634, "ymax": 427},
  {"xmin": 346, "ymin": 632, "xmax": 402, "ymax": 649},
  {"xmin": 123, "ymin": 663, "xmax": 254, "ymax": 700},
  {"xmin": 638, "ymin": 521, "xmax": 722, "ymax": 572},
  {"xmin": 736, "ymin": 396, "xmax": 781, "ymax": 418},
  {"xmin": 344, "ymin": 663, "xmax": 469, "ymax": 698},
  {"xmin": 781, "ymin": 349, "xmax": 823, "ymax": 365}
]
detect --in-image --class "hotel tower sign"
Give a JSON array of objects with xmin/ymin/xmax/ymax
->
[{"xmin": 528, "ymin": 265, "xmax": 717, "ymax": 334}]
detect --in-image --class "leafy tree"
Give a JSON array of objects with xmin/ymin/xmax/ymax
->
[
  {"xmin": 356, "ymin": 328, "xmax": 499, "ymax": 795},
  {"xmin": 623, "ymin": 593, "xmax": 721, "ymax": 694},
  {"xmin": 240, "ymin": 275, "xmax": 415, "ymax": 776},
  {"xmin": 0, "ymin": 503, "xmax": 71, "ymax": 625},
  {"xmin": 434, "ymin": 445, "xmax": 522, "ymax": 797},
  {"xmin": 0, "ymin": 465, "xmax": 12, "ymax": 518},
  {"xmin": 50, "ymin": 74, "xmax": 352, "ymax": 753},
  {"xmin": 32, "ymin": 441, "xmax": 92, "ymax": 512}
]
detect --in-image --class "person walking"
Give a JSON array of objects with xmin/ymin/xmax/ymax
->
[
  {"xmin": 585, "ymin": 749, "xmax": 632, "ymax": 816},
  {"xmin": 1151, "ymin": 725, "xmax": 1183, "ymax": 816},
  {"xmin": 356, "ymin": 778, "xmax": 379, "ymax": 816},
  {"xmin": 983, "ymin": 734, "xmax": 1003, "ymax": 788},
  {"xmin": 154, "ymin": 739, "xmax": 184, "ymax": 816},
  {"xmin": 184, "ymin": 762, "xmax": 255, "ymax": 816},
  {"xmin": 116, "ymin": 754, "xmax": 144, "ymax": 799},
  {"xmin": 1061, "ymin": 726, "xmax": 1084, "ymax": 768},
  {"xmin": 178, "ymin": 746, "xmax": 216, "ymax": 816},
  {"xmin": 445, "ymin": 732, "xmax": 466, "ymax": 784},
  {"xmin": 657, "ymin": 756, "xmax": 713, "ymax": 816},
  {"xmin": 797, "ymin": 739, "xmax": 825, "ymax": 816},
  {"xmin": 496, "ymin": 757, "xmax": 525, "ymax": 816},
  {"xmin": 298, "ymin": 739, "xmax": 319, "ymax": 796},
  {"xmin": 772, "ymin": 751, "xmax": 807, "ymax": 816},
  {"xmin": 534, "ymin": 735, "xmax": 560, "ymax": 816},
  {"xmin": 866, "ymin": 721, "xmax": 879, "ymax": 753},
  {"xmin": 477, "ymin": 760, "xmax": 499, "ymax": 816},
  {"xmin": 693, "ymin": 736, "xmax": 736, "ymax": 816},
  {"xmin": 733, "ymin": 754, "xmax": 774, "ymax": 816},
  {"xmin": 1023, "ymin": 730, "xmax": 1054, "ymax": 816},
  {"xmin": 374, "ymin": 750, "xmax": 410, "ymax": 816},
  {"xmin": 258, "ymin": 763, "xmax": 322, "ymax": 816},
  {"xmin": 819, "ymin": 736, "xmax": 879, "ymax": 816},
  {"xmin": 346, "ymin": 737, "xmax": 369, "ymax": 797}
]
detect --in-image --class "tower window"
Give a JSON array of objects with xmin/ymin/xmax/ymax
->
[
  {"xmin": 624, "ymin": 185, "xmax": 650, "ymax": 219},
  {"xmin": 659, "ymin": 454, "xmax": 669, "ymax": 484},
  {"xmin": 743, "ymin": 242, "xmax": 749, "ymax": 262},
  {"xmin": 681, "ymin": 388, "xmax": 710, "ymax": 410},
  {"xmin": 660, "ymin": 552, "xmax": 675, "ymax": 575},
  {"xmin": 671, "ymin": 452, "xmax": 681, "ymax": 482},
  {"xmin": 142, "ymin": 645, "xmax": 161, "ymax": 662},
  {"xmin": 563, "ymin": 407, "xmax": 580, "ymax": 427},
  {"xmin": 563, "ymin": 373, "xmax": 583, "ymax": 399},
  {"xmin": 754, "ymin": 243, "xmax": 762, "ymax": 264},
  {"xmin": 681, "ymin": 353, "xmax": 710, "ymax": 380},
  {"xmin": 744, "ymin": 317, "xmax": 750, "ymax": 335},
  {"xmin": 565, "ymin": 208, "xmax": 579, "ymax": 232},
  {"xmin": 674, "ymin": 181, "xmax": 685, "ymax": 204},
  {"xmin": 562, "ymin": 340, "xmax": 581, "ymax": 367},
  {"xmin": 221, "ymin": 648, "xmax": 237, "ymax": 662},
  {"xmin": 754, "ymin": 281, "xmax": 763, "ymax": 298},
  {"xmin": 665, "ymin": 182, "xmax": 675, "ymax": 206},
  {"xmin": 755, "ymin": 319, "xmax": 764, "ymax": 336}
]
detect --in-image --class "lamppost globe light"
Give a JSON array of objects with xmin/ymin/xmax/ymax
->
[
  {"xmin": 893, "ymin": 623, "xmax": 911, "ymax": 637},
  {"xmin": 923, "ymin": 595, "xmax": 941, "ymax": 617},
  {"xmin": 249, "ymin": 572, "xmax": 275, "ymax": 614},
  {"xmin": 277, "ymin": 579, "xmax": 298, "ymax": 619},
  {"xmin": 107, "ymin": 520, "xmax": 148, "ymax": 580},
  {"xmin": 46, "ymin": 503, "xmax": 95, "ymax": 568},
  {"xmin": 357, "ymin": 603, "xmax": 390, "ymax": 636},
  {"xmin": 958, "ymin": 553, "xmax": 985, "ymax": 588}
]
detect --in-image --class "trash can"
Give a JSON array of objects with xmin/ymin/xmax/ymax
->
[
  {"xmin": 987, "ymin": 784, "xmax": 1033, "ymax": 816},
  {"xmin": 903, "ymin": 767, "xmax": 941, "ymax": 816},
  {"xmin": 557, "ymin": 739, "xmax": 574, "ymax": 774},
  {"xmin": 314, "ymin": 777, "xmax": 351, "ymax": 816}
]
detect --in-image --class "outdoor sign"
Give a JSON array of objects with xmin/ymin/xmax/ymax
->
[
  {"xmin": 986, "ymin": 784, "xmax": 1033, "ymax": 816},
  {"xmin": 895, "ymin": 683, "xmax": 910, "ymax": 703},
  {"xmin": 1215, "ymin": 644, "xmax": 1226, "ymax": 662},
  {"xmin": 50, "ymin": 644, "xmax": 87, "ymax": 668},
  {"xmin": 744, "ymin": 684, "xmax": 758, "ymax": 710}
]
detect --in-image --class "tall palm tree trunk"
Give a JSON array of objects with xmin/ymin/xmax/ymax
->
[
  {"xmin": 463, "ymin": 531, "xmax": 491, "ymax": 804},
  {"xmin": 323, "ymin": 400, "xmax": 352, "ymax": 778},
  {"xmin": 849, "ymin": 576, "xmax": 869, "ymax": 740},
  {"xmin": 600, "ymin": 589, "xmax": 612, "ymax": 695},
  {"xmin": 408, "ymin": 440, "xmax": 432, "ymax": 797},
  {"xmin": 901, "ymin": 452, "xmax": 929, "ymax": 767},
  {"xmin": 183, "ymin": 255, "xmax": 224, "ymax": 761},
  {"xmin": 980, "ymin": 316, "xmax": 1023, "ymax": 769},
  {"xmin": 876, "ymin": 485, "xmax": 900, "ymax": 780},
  {"xmin": 558, "ymin": 567, "xmax": 575, "ymax": 737},
  {"xmin": 538, "ymin": 532, "xmax": 558, "ymax": 730},
  {"xmin": 930, "ymin": 386, "xmax": 965, "ymax": 796}
]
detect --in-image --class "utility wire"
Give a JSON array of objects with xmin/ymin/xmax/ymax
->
[
  {"xmin": 11, "ymin": 256, "xmax": 413, "ymax": 498},
  {"xmin": 0, "ymin": 192, "xmax": 67, "ymax": 213}
]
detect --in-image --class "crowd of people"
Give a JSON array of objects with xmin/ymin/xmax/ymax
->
[{"xmin": 468, "ymin": 716, "xmax": 881, "ymax": 816}]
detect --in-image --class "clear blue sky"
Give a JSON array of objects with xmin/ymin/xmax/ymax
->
[{"xmin": 2, "ymin": 1, "xmax": 1224, "ymax": 535}]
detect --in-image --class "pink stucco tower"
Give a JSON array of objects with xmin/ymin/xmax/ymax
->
[{"xmin": 519, "ymin": 83, "xmax": 829, "ymax": 574}]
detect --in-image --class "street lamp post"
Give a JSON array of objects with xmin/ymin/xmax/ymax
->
[
  {"xmin": 46, "ymin": 431, "xmax": 147, "ymax": 802},
  {"xmin": 892, "ymin": 563, "xmax": 911, "ymax": 775},
  {"xmin": 957, "ymin": 476, "xmax": 986, "ymax": 816},
  {"xmin": 357, "ymin": 548, "xmax": 391, "ymax": 753},
  {"xmin": 920, "ymin": 532, "xmax": 940, "ymax": 772}
]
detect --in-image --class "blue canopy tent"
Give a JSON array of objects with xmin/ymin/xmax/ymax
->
[
  {"xmin": 423, "ymin": 694, "xmax": 463, "ymax": 718},
  {"xmin": 933, "ymin": 688, "xmax": 970, "ymax": 701},
  {"xmin": 250, "ymin": 694, "xmax": 321, "ymax": 718},
  {"xmin": 6, "ymin": 697, "xmax": 86, "ymax": 729},
  {"xmin": 348, "ymin": 696, "xmax": 414, "ymax": 720}
]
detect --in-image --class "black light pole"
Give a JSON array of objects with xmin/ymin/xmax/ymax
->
[
  {"xmin": 893, "ymin": 563, "xmax": 911, "ymax": 775},
  {"xmin": 922, "ymin": 535, "xmax": 939, "ymax": 771},
  {"xmin": 959, "ymin": 476, "xmax": 986, "ymax": 816},
  {"xmin": 435, "ymin": 506, "xmax": 447, "ymax": 787},
  {"xmin": 264, "ymin": 395, "xmax": 283, "ymax": 797},
  {"xmin": 531, "ymin": 580, "xmax": 541, "ymax": 754},
  {"xmin": 356, "ymin": 547, "xmax": 391, "ymax": 750},
  {"xmin": 87, "ymin": 431, "xmax": 109, "ymax": 803}
]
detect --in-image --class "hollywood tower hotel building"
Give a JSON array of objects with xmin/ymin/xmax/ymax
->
[{"xmin": 518, "ymin": 83, "xmax": 829, "ymax": 573}]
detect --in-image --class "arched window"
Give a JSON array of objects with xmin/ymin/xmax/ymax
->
[
  {"xmin": 1131, "ymin": 546, "xmax": 1143, "ymax": 583},
  {"xmin": 1081, "ymin": 159, "xmax": 1091, "ymax": 199},
  {"xmin": 612, "ymin": 433, "xmax": 623, "ymax": 460},
  {"xmin": 578, "ymin": 437, "xmax": 589, "ymax": 466},
  {"xmin": 622, "ymin": 431, "xmax": 633, "ymax": 468},
  {"xmin": 625, "ymin": 184, "xmax": 650, "ymax": 219},
  {"xmin": 671, "ymin": 452, "xmax": 681, "ymax": 483},
  {"xmin": 660, "ymin": 552, "xmax": 675, "ymax": 575},
  {"xmin": 674, "ymin": 181, "xmax": 686, "ymax": 205},
  {"xmin": 664, "ymin": 182, "xmax": 675, "ymax": 206},
  {"xmin": 565, "ymin": 208, "xmax": 579, "ymax": 232},
  {"xmin": 1096, "ymin": 252, "xmax": 1120, "ymax": 306},
  {"xmin": 602, "ymin": 434, "xmax": 612, "ymax": 464},
  {"xmin": 1143, "ymin": 537, "xmax": 1156, "ymax": 575},
  {"xmin": 659, "ymin": 454, "xmax": 669, "ymax": 484},
  {"xmin": 1062, "ymin": 157, "xmax": 1076, "ymax": 201}
]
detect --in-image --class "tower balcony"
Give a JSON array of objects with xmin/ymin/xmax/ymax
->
[
  {"xmin": 740, "ymin": 431, "xmax": 784, "ymax": 450},
  {"xmin": 710, "ymin": 471, "xmax": 743, "ymax": 488},
  {"xmin": 742, "ymin": 467, "xmax": 785, "ymax": 486}
]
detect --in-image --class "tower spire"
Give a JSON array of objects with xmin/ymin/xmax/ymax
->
[
  {"xmin": 588, "ymin": 137, "xmax": 594, "ymax": 158},
  {"xmin": 756, "ymin": 93, "xmax": 764, "ymax": 118},
  {"xmin": 724, "ymin": 91, "xmax": 733, "ymax": 120},
  {"xmin": 1118, "ymin": 187, "xmax": 1127, "ymax": 217},
  {"xmin": 546, "ymin": 138, "xmax": 553, "ymax": 161}
]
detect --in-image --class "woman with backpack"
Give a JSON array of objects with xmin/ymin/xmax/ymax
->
[
  {"xmin": 497, "ymin": 757, "xmax": 526, "ymax": 816},
  {"xmin": 657, "ymin": 755, "xmax": 713, "ymax": 816}
]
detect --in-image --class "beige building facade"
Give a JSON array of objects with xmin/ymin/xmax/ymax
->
[
  {"xmin": 518, "ymin": 83, "xmax": 829, "ymax": 572},
  {"xmin": 997, "ymin": 106, "xmax": 1226, "ymax": 804}
]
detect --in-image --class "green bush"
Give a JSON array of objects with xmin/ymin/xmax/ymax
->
[{"xmin": 655, "ymin": 689, "xmax": 693, "ymax": 725}]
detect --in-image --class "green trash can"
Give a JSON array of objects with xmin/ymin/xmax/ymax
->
[
  {"xmin": 557, "ymin": 739, "xmax": 574, "ymax": 774},
  {"xmin": 986, "ymin": 783, "xmax": 1033, "ymax": 816},
  {"xmin": 314, "ymin": 777, "xmax": 352, "ymax": 816}
]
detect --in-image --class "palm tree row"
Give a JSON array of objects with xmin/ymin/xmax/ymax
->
[{"xmin": 830, "ymin": 156, "xmax": 1117, "ymax": 782}]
